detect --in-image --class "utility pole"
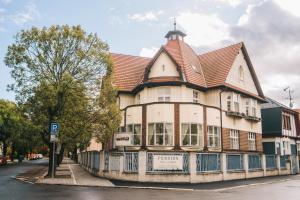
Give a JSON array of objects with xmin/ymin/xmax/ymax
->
[{"xmin": 284, "ymin": 87, "xmax": 294, "ymax": 108}]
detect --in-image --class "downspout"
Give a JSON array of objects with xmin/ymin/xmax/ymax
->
[{"xmin": 219, "ymin": 88, "xmax": 227, "ymax": 150}]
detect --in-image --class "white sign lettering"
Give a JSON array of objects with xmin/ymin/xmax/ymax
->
[
  {"xmin": 114, "ymin": 133, "xmax": 132, "ymax": 146},
  {"xmin": 153, "ymin": 154, "xmax": 183, "ymax": 170}
]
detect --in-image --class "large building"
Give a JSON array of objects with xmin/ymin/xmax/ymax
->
[{"xmin": 79, "ymin": 27, "xmax": 293, "ymax": 183}]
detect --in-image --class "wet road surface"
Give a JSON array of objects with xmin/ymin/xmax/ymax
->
[{"xmin": 1, "ymin": 160, "xmax": 300, "ymax": 200}]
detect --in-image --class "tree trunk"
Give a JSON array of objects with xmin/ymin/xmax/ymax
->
[
  {"xmin": 2, "ymin": 141, "xmax": 7, "ymax": 157},
  {"xmin": 57, "ymin": 144, "xmax": 65, "ymax": 166},
  {"xmin": 10, "ymin": 143, "xmax": 15, "ymax": 162},
  {"xmin": 47, "ymin": 143, "xmax": 56, "ymax": 177},
  {"xmin": 72, "ymin": 146, "xmax": 78, "ymax": 163}
]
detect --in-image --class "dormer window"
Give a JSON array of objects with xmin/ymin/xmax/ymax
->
[{"xmin": 239, "ymin": 65, "xmax": 244, "ymax": 81}]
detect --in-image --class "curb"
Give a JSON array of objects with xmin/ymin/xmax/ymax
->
[{"xmin": 12, "ymin": 175, "xmax": 295, "ymax": 192}]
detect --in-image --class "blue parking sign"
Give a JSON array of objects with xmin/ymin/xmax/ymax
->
[{"xmin": 50, "ymin": 123, "xmax": 59, "ymax": 135}]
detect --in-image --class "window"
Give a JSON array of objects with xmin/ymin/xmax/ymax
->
[
  {"xmin": 251, "ymin": 99, "xmax": 257, "ymax": 117},
  {"xmin": 148, "ymin": 123, "xmax": 173, "ymax": 146},
  {"xmin": 227, "ymin": 95, "xmax": 232, "ymax": 111},
  {"xmin": 193, "ymin": 90, "xmax": 200, "ymax": 103},
  {"xmin": 248, "ymin": 132, "xmax": 256, "ymax": 151},
  {"xmin": 227, "ymin": 93, "xmax": 240, "ymax": 112},
  {"xmin": 239, "ymin": 65, "xmax": 244, "ymax": 81},
  {"xmin": 266, "ymin": 155, "xmax": 276, "ymax": 169},
  {"xmin": 230, "ymin": 130, "xmax": 239, "ymax": 150},
  {"xmin": 227, "ymin": 154, "xmax": 243, "ymax": 171},
  {"xmin": 248, "ymin": 154, "xmax": 261, "ymax": 170},
  {"xmin": 158, "ymin": 88, "xmax": 171, "ymax": 102},
  {"xmin": 127, "ymin": 124, "xmax": 142, "ymax": 146},
  {"xmin": 245, "ymin": 99, "xmax": 250, "ymax": 116},
  {"xmin": 181, "ymin": 123, "xmax": 203, "ymax": 146},
  {"xmin": 136, "ymin": 94, "xmax": 141, "ymax": 104},
  {"xmin": 233, "ymin": 93, "xmax": 240, "ymax": 112},
  {"xmin": 283, "ymin": 115, "xmax": 291, "ymax": 130},
  {"xmin": 207, "ymin": 126, "xmax": 221, "ymax": 148},
  {"xmin": 196, "ymin": 153, "xmax": 221, "ymax": 172}
]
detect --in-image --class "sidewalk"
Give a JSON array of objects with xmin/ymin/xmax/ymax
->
[{"xmin": 37, "ymin": 158, "xmax": 114, "ymax": 187}]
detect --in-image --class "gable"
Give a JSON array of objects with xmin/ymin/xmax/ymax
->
[
  {"xmin": 148, "ymin": 52, "xmax": 180, "ymax": 78},
  {"xmin": 225, "ymin": 49, "xmax": 259, "ymax": 95}
]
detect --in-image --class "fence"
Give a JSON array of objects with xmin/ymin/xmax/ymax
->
[
  {"xmin": 248, "ymin": 154, "xmax": 261, "ymax": 170},
  {"xmin": 78, "ymin": 151, "xmax": 293, "ymax": 183},
  {"xmin": 266, "ymin": 155, "xmax": 277, "ymax": 169},
  {"xmin": 196, "ymin": 153, "xmax": 221, "ymax": 172},
  {"xmin": 124, "ymin": 152, "xmax": 139, "ymax": 172}
]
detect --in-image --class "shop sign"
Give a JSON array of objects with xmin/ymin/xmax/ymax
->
[{"xmin": 153, "ymin": 154, "xmax": 183, "ymax": 170}]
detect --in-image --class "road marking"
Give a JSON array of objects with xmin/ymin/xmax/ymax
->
[{"xmin": 69, "ymin": 164, "xmax": 77, "ymax": 185}]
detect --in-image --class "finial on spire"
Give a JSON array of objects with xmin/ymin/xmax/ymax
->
[{"xmin": 173, "ymin": 17, "xmax": 177, "ymax": 31}]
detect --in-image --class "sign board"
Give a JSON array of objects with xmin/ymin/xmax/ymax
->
[
  {"xmin": 114, "ymin": 133, "xmax": 132, "ymax": 146},
  {"xmin": 50, "ymin": 123, "xmax": 59, "ymax": 135},
  {"xmin": 50, "ymin": 135, "xmax": 58, "ymax": 143},
  {"xmin": 153, "ymin": 154, "xmax": 183, "ymax": 171}
]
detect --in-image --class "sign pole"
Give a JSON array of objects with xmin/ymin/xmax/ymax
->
[{"xmin": 52, "ymin": 141, "xmax": 55, "ymax": 178}]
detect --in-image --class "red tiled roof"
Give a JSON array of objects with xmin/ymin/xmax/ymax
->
[
  {"xmin": 199, "ymin": 43, "xmax": 242, "ymax": 88},
  {"xmin": 111, "ymin": 40, "xmax": 264, "ymax": 100},
  {"xmin": 163, "ymin": 40, "xmax": 207, "ymax": 87},
  {"xmin": 111, "ymin": 53, "xmax": 151, "ymax": 91}
]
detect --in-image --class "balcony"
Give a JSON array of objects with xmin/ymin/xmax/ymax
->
[
  {"xmin": 226, "ymin": 111, "xmax": 244, "ymax": 118},
  {"xmin": 245, "ymin": 115, "xmax": 261, "ymax": 122}
]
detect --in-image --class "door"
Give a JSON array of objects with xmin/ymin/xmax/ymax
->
[{"xmin": 291, "ymin": 156, "xmax": 298, "ymax": 174}]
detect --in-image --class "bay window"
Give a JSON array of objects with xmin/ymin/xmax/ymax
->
[
  {"xmin": 230, "ymin": 130, "xmax": 239, "ymax": 150},
  {"xmin": 127, "ymin": 124, "xmax": 142, "ymax": 146},
  {"xmin": 207, "ymin": 126, "xmax": 221, "ymax": 148},
  {"xmin": 148, "ymin": 123, "xmax": 173, "ymax": 146},
  {"xmin": 246, "ymin": 98, "xmax": 257, "ymax": 117},
  {"xmin": 181, "ymin": 123, "xmax": 203, "ymax": 146},
  {"xmin": 158, "ymin": 88, "xmax": 171, "ymax": 102}
]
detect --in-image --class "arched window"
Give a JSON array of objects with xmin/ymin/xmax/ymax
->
[{"xmin": 239, "ymin": 65, "xmax": 244, "ymax": 81}]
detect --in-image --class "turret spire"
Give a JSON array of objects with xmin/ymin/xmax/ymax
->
[{"xmin": 165, "ymin": 18, "xmax": 186, "ymax": 41}]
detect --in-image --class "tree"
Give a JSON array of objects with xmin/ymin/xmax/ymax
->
[
  {"xmin": 5, "ymin": 25, "xmax": 110, "ymax": 176},
  {"xmin": 93, "ymin": 57, "xmax": 121, "ymax": 147},
  {"xmin": 0, "ymin": 100, "xmax": 21, "ymax": 157}
]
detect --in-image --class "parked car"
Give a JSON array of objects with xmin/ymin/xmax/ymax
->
[{"xmin": 0, "ymin": 156, "xmax": 7, "ymax": 166}]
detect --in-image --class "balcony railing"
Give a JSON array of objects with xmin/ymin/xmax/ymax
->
[
  {"xmin": 245, "ymin": 115, "xmax": 261, "ymax": 122},
  {"xmin": 226, "ymin": 111, "xmax": 244, "ymax": 118}
]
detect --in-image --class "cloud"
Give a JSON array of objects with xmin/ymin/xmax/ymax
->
[
  {"xmin": 9, "ymin": 2, "xmax": 40, "ymax": 26},
  {"xmin": 214, "ymin": 0, "xmax": 242, "ymax": 7},
  {"xmin": 139, "ymin": 47, "xmax": 159, "ymax": 57},
  {"xmin": 177, "ymin": 12, "xmax": 231, "ymax": 48},
  {"xmin": 128, "ymin": 10, "xmax": 163, "ymax": 22},
  {"xmin": 274, "ymin": 0, "xmax": 300, "ymax": 17},
  {"xmin": 1, "ymin": 0, "xmax": 12, "ymax": 4},
  {"xmin": 174, "ymin": 0, "xmax": 300, "ymax": 107}
]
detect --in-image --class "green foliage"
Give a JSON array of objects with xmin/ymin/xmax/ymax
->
[
  {"xmin": 5, "ymin": 25, "xmax": 121, "ymax": 165},
  {"xmin": 93, "ymin": 56, "xmax": 121, "ymax": 145}
]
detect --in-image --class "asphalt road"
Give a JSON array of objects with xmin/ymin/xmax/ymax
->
[{"xmin": 1, "ymin": 160, "xmax": 300, "ymax": 200}]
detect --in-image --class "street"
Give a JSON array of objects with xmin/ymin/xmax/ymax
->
[{"xmin": 1, "ymin": 160, "xmax": 300, "ymax": 200}]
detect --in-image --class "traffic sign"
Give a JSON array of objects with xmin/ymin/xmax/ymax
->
[
  {"xmin": 50, "ymin": 123, "xmax": 59, "ymax": 135},
  {"xmin": 50, "ymin": 135, "xmax": 58, "ymax": 142}
]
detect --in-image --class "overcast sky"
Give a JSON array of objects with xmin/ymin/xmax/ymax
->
[{"xmin": 0, "ymin": 0, "xmax": 299, "ymax": 108}]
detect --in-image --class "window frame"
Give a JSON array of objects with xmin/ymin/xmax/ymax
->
[
  {"xmin": 227, "ymin": 93, "xmax": 240, "ymax": 113},
  {"xmin": 157, "ymin": 88, "xmax": 171, "ymax": 102},
  {"xmin": 126, "ymin": 124, "xmax": 142, "ymax": 146},
  {"xmin": 207, "ymin": 126, "xmax": 221, "ymax": 148},
  {"xmin": 248, "ymin": 132, "xmax": 256, "ymax": 151},
  {"xmin": 193, "ymin": 90, "xmax": 200, "ymax": 103},
  {"xmin": 227, "ymin": 154, "xmax": 244, "ymax": 171},
  {"xmin": 230, "ymin": 130, "xmax": 240, "ymax": 150},
  {"xmin": 147, "ymin": 122, "xmax": 173, "ymax": 146},
  {"xmin": 181, "ymin": 123, "xmax": 203, "ymax": 146}
]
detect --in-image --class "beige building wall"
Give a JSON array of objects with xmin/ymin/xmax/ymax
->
[
  {"xmin": 86, "ymin": 137, "xmax": 102, "ymax": 151},
  {"xmin": 225, "ymin": 49, "xmax": 259, "ymax": 95},
  {"xmin": 126, "ymin": 106, "xmax": 142, "ymax": 124},
  {"xmin": 148, "ymin": 52, "xmax": 180, "ymax": 78}
]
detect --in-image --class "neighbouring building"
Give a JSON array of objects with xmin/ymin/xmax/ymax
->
[
  {"xmin": 78, "ymin": 27, "xmax": 293, "ymax": 183},
  {"xmin": 261, "ymin": 98, "xmax": 300, "ymax": 174}
]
